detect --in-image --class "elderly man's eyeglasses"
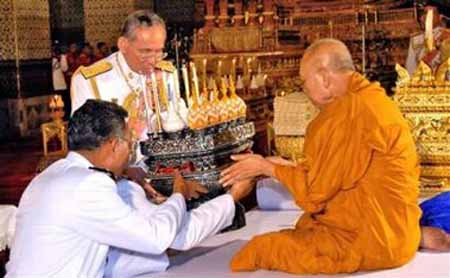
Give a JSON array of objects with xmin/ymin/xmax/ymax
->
[{"xmin": 136, "ymin": 50, "xmax": 168, "ymax": 61}]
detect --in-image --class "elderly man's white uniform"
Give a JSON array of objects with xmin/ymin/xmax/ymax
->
[
  {"xmin": 71, "ymin": 51, "xmax": 154, "ymax": 115},
  {"xmin": 6, "ymin": 152, "xmax": 235, "ymax": 278},
  {"xmin": 71, "ymin": 51, "xmax": 173, "ymax": 156}
]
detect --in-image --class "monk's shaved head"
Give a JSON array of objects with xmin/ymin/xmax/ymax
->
[
  {"xmin": 301, "ymin": 39, "xmax": 355, "ymax": 74},
  {"xmin": 299, "ymin": 39, "xmax": 355, "ymax": 108}
]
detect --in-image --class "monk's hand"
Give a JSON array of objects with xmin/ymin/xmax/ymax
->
[
  {"xmin": 227, "ymin": 178, "xmax": 256, "ymax": 202},
  {"xmin": 219, "ymin": 154, "xmax": 275, "ymax": 187},
  {"xmin": 266, "ymin": 156, "xmax": 297, "ymax": 167}
]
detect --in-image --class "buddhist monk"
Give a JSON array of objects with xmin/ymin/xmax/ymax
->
[{"xmin": 220, "ymin": 38, "xmax": 423, "ymax": 274}]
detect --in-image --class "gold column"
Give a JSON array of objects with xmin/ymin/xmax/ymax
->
[
  {"xmin": 204, "ymin": 0, "xmax": 215, "ymax": 30},
  {"xmin": 234, "ymin": 0, "xmax": 244, "ymax": 26},
  {"xmin": 263, "ymin": 0, "xmax": 274, "ymax": 27},
  {"xmin": 218, "ymin": 0, "xmax": 228, "ymax": 28},
  {"xmin": 0, "ymin": 0, "xmax": 51, "ymax": 137},
  {"xmin": 247, "ymin": 0, "xmax": 258, "ymax": 26},
  {"xmin": 0, "ymin": 0, "xmax": 51, "ymax": 61}
]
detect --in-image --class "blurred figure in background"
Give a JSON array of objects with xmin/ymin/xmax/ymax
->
[
  {"xmin": 51, "ymin": 43, "xmax": 69, "ymax": 117},
  {"xmin": 94, "ymin": 42, "xmax": 110, "ymax": 62}
]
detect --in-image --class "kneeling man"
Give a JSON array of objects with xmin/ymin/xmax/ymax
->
[{"xmin": 6, "ymin": 100, "xmax": 252, "ymax": 277}]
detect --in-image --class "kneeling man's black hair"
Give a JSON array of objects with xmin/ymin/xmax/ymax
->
[{"xmin": 68, "ymin": 99, "xmax": 128, "ymax": 151}]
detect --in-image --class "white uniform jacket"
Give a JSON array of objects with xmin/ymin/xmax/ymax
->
[{"xmin": 6, "ymin": 152, "xmax": 235, "ymax": 277}]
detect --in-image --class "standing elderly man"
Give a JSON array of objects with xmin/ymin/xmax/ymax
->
[
  {"xmin": 71, "ymin": 10, "xmax": 169, "ymax": 146},
  {"xmin": 6, "ymin": 100, "xmax": 252, "ymax": 277},
  {"xmin": 71, "ymin": 10, "xmax": 167, "ymax": 112},
  {"xmin": 220, "ymin": 38, "xmax": 422, "ymax": 274},
  {"xmin": 71, "ymin": 10, "xmax": 182, "ymax": 191}
]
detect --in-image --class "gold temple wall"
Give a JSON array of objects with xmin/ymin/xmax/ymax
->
[
  {"xmin": 394, "ymin": 62, "xmax": 450, "ymax": 196},
  {"xmin": 50, "ymin": 0, "xmax": 84, "ymax": 30},
  {"xmin": 49, "ymin": 0, "xmax": 84, "ymax": 42},
  {"xmin": 0, "ymin": 1, "xmax": 15, "ymax": 60},
  {"xmin": 0, "ymin": 0, "xmax": 51, "ymax": 60},
  {"xmin": 84, "ymin": 0, "xmax": 153, "ymax": 47},
  {"xmin": 0, "ymin": 0, "xmax": 52, "ymax": 139}
]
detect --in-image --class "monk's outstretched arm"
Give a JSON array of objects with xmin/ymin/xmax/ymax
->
[
  {"xmin": 273, "ymin": 164, "xmax": 309, "ymax": 208},
  {"xmin": 272, "ymin": 115, "xmax": 372, "ymax": 213}
]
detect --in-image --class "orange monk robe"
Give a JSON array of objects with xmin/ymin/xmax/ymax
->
[{"xmin": 230, "ymin": 72, "xmax": 422, "ymax": 274}]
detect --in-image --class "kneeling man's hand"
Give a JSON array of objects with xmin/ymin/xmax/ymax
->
[
  {"xmin": 142, "ymin": 181, "xmax": 167, "ymax": 204},
  {"xmin": 125, "ymin": 166, "xmax": 147, "ymax": 185},
  {"xmin": 173, "ymin": 170, "xmax": 208, "ymax": 200}
]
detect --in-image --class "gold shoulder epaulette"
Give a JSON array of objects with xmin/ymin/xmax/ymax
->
[
  {"xmin": 80, "ymin": 61, "xmax": 113, "ymax": 79},
  {"xmin": 155, "ymin": 60, "xmax": 176, "ymax": 73}
]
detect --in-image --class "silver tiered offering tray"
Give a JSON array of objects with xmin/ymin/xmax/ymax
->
[
  {"xmin": 140, "ymin": 119, "xmax": 254, "ymax": 211},
  {"xmin": 141, "ymin": 119, "xmax": 254, "ymax": 159}
]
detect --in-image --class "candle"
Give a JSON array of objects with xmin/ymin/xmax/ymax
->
[
  {"xmin": 246, "ymin": 58, "xmax": 252, "ymax": 78},
  {"xmin": 150, "ymin": 72, "xmax": 162, "ymax": 133},
  {"xmin": 202, "ymin": 58, "xmax": 207, "ymax": 85},
  {"xmin": 232, "ymin": 57, "xmax": 236, "ymax": 80},
  {"xmin": 190, "ymin": 62, "xmax": 200, "ymax": 101},
  {"xmin": 141, "ymin": 76, "xmax": 152, "ymax": 130},
  {"xmin": 328, "ymin": 20, "xmax": 333, "ymax": 38},
  {"xmin": 181, "ymin": 65, "xmax": 191, "ymax": 107},
  {"xmin": 217, "ymin": 60, "xmax": 222, "ymax": 79},
  {"xmin": 161, "ymin": 71, "xmax": 169, "ymax": 109},
  {"xmin": 173, "ymin": 69, "xmax": 181, "ymax": 100},
  {"xmin": 167, "ymin": 75, "xmax": 174, "ymax": 102}
]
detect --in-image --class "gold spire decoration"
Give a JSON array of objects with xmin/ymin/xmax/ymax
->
[
  {"xmin": 219, "ymin": 77, "xmax": 234, "ymax": 122},
  {"xmin": 188, "ymin": 62, "xmax": 208, "ymax": 129},
  {"xmin": 411, "ymin": 61, "xmax": 434, "ymax": 84},
  {"xmin": 206, "ymin": 84, "xmax": 220, "ymax": 126},
  {"xmin": 435, "ymin": 58, "xmax": 450, "ymax": 82},
  {"xmin": 395, "ymin": 63, "xmax": 410, "ymax": 86},
  {"xmin": 228, "ymin": 75, "xmax": 247, "ymax": 119},
  {"xmin": 393, "ymin": 51, "xmax": 450, "ymax": 196}
]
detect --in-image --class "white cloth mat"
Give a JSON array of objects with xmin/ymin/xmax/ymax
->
[
  {"xmin": 256, "ymin": 178, "xmax": 300, "ymax": 211},
  {"xmin": 0, "ymin": 205, "xmax": 17, "ymax": 251},
  {"xmin": 151, "ymin": 210, "xmax": 450, "ymax": 278}
]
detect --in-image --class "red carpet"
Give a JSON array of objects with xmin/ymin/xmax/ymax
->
[{"xmin": 0, "ymin": 136, "xmax": 42, "ymax": 206}]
